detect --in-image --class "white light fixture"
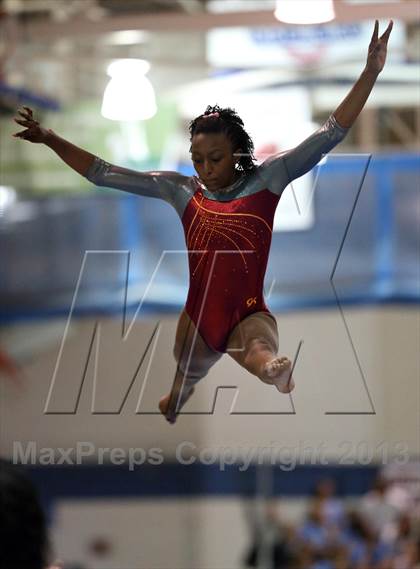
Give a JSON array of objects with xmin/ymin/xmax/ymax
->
[
  {"xmin": 274, "ymin": 0, "xmax": 335, "ymax": 25},
  {"xmin": 100, "ymin": 30, "xmax": 150, "ymax": 46},
  {"xmin": 101, "ymin": 59, "xmax": 157, "ymax": 121},
  {"xmin": 0, "ymin": 185, "xmax": 17, "ymax": 216},
  {"xmin": 207, "ymin": 0, "xmax": 276, "ymax": 12}
]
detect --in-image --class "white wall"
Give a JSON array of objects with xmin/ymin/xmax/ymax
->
[
  {"xmin": 1, "ymin": 306, "xmax": 418, "ymax": 461},
  {"xmin": 50, "ymin": 496, "xmax": 361, "ymax": 569}
]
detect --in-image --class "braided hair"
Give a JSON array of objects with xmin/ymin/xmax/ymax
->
[{"xmin": 188, "ymin": 104, "xmax": 257, "ymax": 173}]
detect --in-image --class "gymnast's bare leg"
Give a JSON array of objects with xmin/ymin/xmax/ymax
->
[
  {"xmin": 226, "ymin": 312, "xmax": 295, "ymax": 394},
  {"xmin": 159, "ymin": 309, "xmax": 222, "ymax": 424},
  {"xmin": 159, "ymin": 310, "xmax": 295, "ymax": 422}
]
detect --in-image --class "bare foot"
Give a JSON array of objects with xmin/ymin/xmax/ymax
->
[
  {"xmin": 159, "ymin": 385, "xmax": 195, "ymax": 424},
  {"xmin": 261, "ymin": 356, "xmax": 295, "ymax": 394}
]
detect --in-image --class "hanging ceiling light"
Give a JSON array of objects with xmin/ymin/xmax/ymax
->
[
  {"xmin": 274, "ymin": 0, "xmax": 335, "ymax": 25},
  {"xmin": 101, "ymin": 59, "xmax": 157, "ymax": 121}
]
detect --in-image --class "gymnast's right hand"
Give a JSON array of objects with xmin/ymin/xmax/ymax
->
[{"xmin": 12, "ymin": 106, "xmax": 49, "ymax": 143}]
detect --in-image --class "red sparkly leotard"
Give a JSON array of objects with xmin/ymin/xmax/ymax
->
[
  {"xmin": 181, "ymin": 187, "xmax": 279, "ymax": 351},
  {"xmin": 85, "ymin": 114, "xmax": 348, "ymax": 352}
]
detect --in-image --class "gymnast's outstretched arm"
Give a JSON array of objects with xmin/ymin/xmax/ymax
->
[
  {"xmin": 13, "ymin": 107, "xmax": 97, "ymax": 175},
  {"xmin": 12, "ymin": 107, "xmax": 194, "ymax": 217},
  {"xmin": 259, "ymin": 19, "xmax": 393, "ymax": 197},
  {"xmin": 333, "ymin": 19, "xmax": 393, "ymax": 128},
  {"xmin": 83, "ymin": 156, "xmax": 194, "ymax": 216},
  {"xmin": 257, "ymin": 114, "xmax": 349, "ymax": 196}
]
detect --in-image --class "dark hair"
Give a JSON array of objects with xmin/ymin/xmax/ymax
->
[
  {"xmin": 189, "ymin": 104, "xmax": 257, "ymax": 173},
  {"xmin": 0, "ymin": 459, "xmax": 49, "ymax": 569}
]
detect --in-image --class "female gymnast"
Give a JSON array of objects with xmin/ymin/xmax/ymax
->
[{"xmin": 12, "ymin": 20, "xmax": 392, "ymax": 424}]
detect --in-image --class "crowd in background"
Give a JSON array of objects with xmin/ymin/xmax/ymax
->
[
  {"xmin": 1, "ymin": 457, "xmax": 419, "ymax": 569},
  {"xmin": 244, "ymin": 477, "xmax": 420, "ymax": 569}
]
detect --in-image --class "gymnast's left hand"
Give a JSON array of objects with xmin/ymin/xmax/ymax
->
[{"xmin": 365, "ymin": 19, "xmax": 393, "ymax": 76}]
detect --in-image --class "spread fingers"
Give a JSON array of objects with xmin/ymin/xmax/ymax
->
[
  {"xmin": 14, "ymin": 117, "xmax": 30, "ymax": 126},
  {"xmin": 13, "ymin": 129, "xmax": 28, "ymax": 138}
]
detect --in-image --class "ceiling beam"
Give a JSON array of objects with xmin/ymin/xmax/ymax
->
[{"xmin": 21, "ymin": 1, "xmax": 419, "ymax": 43}]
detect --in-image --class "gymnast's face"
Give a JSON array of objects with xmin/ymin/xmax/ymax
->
[{"xmin": 190, "ymin": 132, "xmax": 241, "ymax": 192}]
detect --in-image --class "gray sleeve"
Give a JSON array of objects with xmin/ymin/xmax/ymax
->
[
  {"xmin": 85, "ymin": 156, "xmax": 194, "ymax": 218},
  {"xmin": 257, "ymin": 114, "xmax": 350, "ymax": 196}
]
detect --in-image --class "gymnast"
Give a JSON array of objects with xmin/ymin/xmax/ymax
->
[{"xmin": 12, "ymin": 20, "xmax": 392, "ymax": 424}]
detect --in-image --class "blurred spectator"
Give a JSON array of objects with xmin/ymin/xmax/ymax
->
[
  {"xmin": 381, "ymin": 460, "xmax": 420, "ymax": 523},
  {"xmin": 0, "ymin": 458, "xmax": 49, "ymax": 568},
  {"xmin": 294, "ymin": 499, "xmax": 345, "ymax": 569},
  {"xmin": 314, "ymin": 478, "xmax": 346, "ymax": 531},
  {"xmin": 359, "ymin": 475, "xmax": 400, "ymax": 543},
  {"xmin": 388, "ymin": 514, "xmax": 419, "ymax": 569},
  {"xmin": 243, "ymin": 500, "xmax": 295, "ymax": 568},
  {"xmin": 0, "ymin": 458, "xmax": 63, "ymax": 569},
  {"xmin": 297, "ymin": 499, "xmax": 330, "ymax": 550},
  {"xmin": 340, "ymin": 510, "xmax": 374, "ymax": 568}
]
